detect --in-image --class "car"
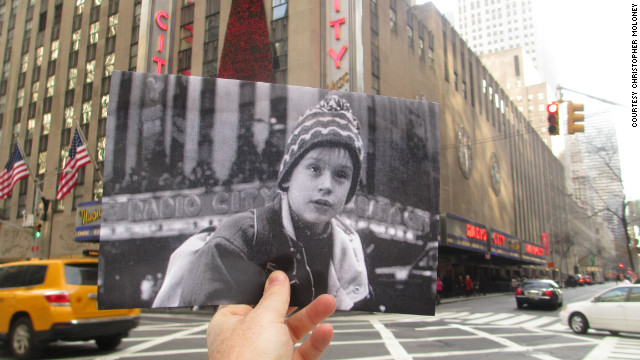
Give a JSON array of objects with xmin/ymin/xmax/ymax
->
[
  {"xmin": 0, "ymin": 258, "xmax": 140, "ymax": 359},
  {"xmin": 582, "ymin": 275, "xmax": 593, "ymax": 285},
  {"xmin": 559, "ymin": 285, "xmax": 640, "ymax": 335},
  {"xmin": 372, "ymin": 241, "xmax": 438, "ymax": 315},
  {"xmin": 515, "ymin": 279, "xmax": 563, "ymax": 309},
  {"xmin": 565, "ymin": 274, "xmax": 585, "ymax": 287}
]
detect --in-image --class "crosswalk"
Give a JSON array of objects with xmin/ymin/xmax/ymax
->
[{"xmin": 435, "ymin": 311, "xmax": 566, "ymax": 330}]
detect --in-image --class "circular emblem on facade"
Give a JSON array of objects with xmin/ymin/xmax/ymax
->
[
  {"xmin": 456, "ymin": 126, "xmax": 472, "ymax": 179},
  {"xmin": 490, "ymin": 152, "xmax": 501, "ymax": 195}
]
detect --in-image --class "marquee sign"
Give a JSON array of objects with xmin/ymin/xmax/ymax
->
[
  {"xmin": 75, "ymin": 201, "xmax": 102, "ymax": 242},
  {"xmin": 442, "ymin": 213, "xmax": 489, "ymax": 253},
  {"xmin": 489, "ymin": 229, "xmax": 521, "ymax": 260},
  {"xmin": 521, "ymin": 241, "xmax": 546, "ymax": 264}
]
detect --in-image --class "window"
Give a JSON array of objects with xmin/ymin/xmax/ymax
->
[
  {"xmin": 82, "ymin": 83, "xmax": 93, "ymax": 101},
  {"xmin": 272, "ymin": 0, "xmax": 287, "ymax": 20},
  {"xmin": 64, "ymin": 106, "xmax": 74, "ymax": 128},
  {"xmin": 36, "ymin": 46, "xmax": 43, "ymax": 66},
  {"xmin": 89, "ymin": 22, "xmax": 99, "ymax": 44},
  {"xmin": 46, "ymin": 76, "xmax": 55, "ymax": 96},
  {"xmin": 42, "ymin": 113, "xmax": 51, "ymax": 134},
  {"xmin": 407, "ymin": 25, "xmax": 413, "ymax": 49},
  {"xmin": 104, "ymin": 54, "xmax": 115, "ymax": 77},
  {"xmin": 86, "ymin": 60, "xmax": 95, "ymax": 83},
  {"xmin": 51, "ymin": 40, "xmax": 59, "ymax": 60},
  {"xmin": 0, "ymin": 265, "xmax": 47, "ymax": 288},
  {"xmin": 389, "ymin": 8, "xmax": 397, "ymax": 32},
  {"xmin": 100, "ymin": 94, "xmax": 108, "ymax": 118},
  {"xmin": 597, "ymin": 288, "xmax": 628, "ymax": 302},
  {"xmin": 68, "ymin": 68, "xmax": 77, "ymax": 89},
  {"xmin": 37, "ymin": 151, "xmax": 47, "ymax": 174},
  {"xmin": 82, "ymin": 101, "xmax": 92, "ymax": 123},
  {"xmin": 72, "ymin": 30, "xmax": 81, "ymax": 51}
]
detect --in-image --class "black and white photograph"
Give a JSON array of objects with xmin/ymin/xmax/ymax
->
[{"xmin": 99, "ymin": 70, "xmax": 440, "ymax": 315}]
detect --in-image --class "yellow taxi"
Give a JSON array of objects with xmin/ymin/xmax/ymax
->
[{"xmin": 0, "ymin": 258, "xmax": 140, "ymax": 359}]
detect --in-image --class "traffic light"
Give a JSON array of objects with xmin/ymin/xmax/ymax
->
[
  {"xmin": 547, "ymin": 102, "xmax": 560, "ymax": 135},
  {"xmin": 34, "ymin": 222, "xmax": 42, "ymax": 238},
  {"xmin": 567, "ymin": 101, "xmax": 584, "ymax": 134}
]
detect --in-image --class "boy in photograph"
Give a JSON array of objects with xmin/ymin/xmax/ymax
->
[{"xmin": 152, "ymin": 95, "xmax": 370, "ymax": 310}]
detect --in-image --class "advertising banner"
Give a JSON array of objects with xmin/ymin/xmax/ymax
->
[{"xmin": 99, "ymin": 71, "xmax": 440, "ymax": 315}]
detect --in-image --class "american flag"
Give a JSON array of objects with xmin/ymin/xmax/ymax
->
[
  {"xmin": 56, "ymin": 129, "xmax": 91, "ymax": 200},
  {"xmin": 0, "ymin": 144, "xmax": 29, "ymax": 199}
]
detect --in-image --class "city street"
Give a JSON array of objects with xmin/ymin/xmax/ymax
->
[{"xmin": 3, "ymin": 283, "xmax": 639, "ymax": 360}]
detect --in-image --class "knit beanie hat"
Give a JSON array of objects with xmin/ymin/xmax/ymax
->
[{"xmin": 277, "ymin": 94, "xmax": 364, "ymax": 204}]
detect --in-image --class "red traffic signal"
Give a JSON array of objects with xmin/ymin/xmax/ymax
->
[{"xmin": 547, "ymin": 102, "xmax": 560, "ymax": 136}]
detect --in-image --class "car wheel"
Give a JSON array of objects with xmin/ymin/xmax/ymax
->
[
  {"xmin": 9, "ymin": 317, "xmax": 39, "ymax": 360},
  {"xmin": 516, "ymin": 301, "xmax": 524, "ymax": 309},
  {"xmin": 95, "ymin": 335, "xmax": 122, "ymax": 351},
  {"xmin": 569, "ymin": 313, "xmax": 589, "ymax": 334}
]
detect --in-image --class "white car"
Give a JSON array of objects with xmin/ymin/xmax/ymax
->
[{"xmin": 559, "ymin": 285, "xmax": 640, "ymax": 335}]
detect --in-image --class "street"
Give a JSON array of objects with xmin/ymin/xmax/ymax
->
[{"xmin": 3, "ymin": 283, "xmax": 639, "ymax": 360}]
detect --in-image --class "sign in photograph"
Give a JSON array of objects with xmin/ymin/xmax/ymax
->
[{"xmin": 99, "ymin": 71, "xmax": 440, "ymax": 315}]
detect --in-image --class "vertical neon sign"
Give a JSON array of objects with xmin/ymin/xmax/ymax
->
[
  {"xmin": 153, "ymin": 11, "xmax": 169, "ymax": 74},
  {"xmin": 327, "ymin": 0, "xmax": 350, "ymax": 90}
]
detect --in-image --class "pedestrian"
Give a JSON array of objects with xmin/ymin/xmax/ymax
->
[
  {"xmin": 436, "ymin": 277, "xmax": 443, "ymax": 304},
  {"xmin": 616, "ymin": 273, "xmax": 631, "ymax": 285},
  {"xmin": 464, "ymin": 275, "xmax": 473, "ymax": 297},
  {"xmin": 153, "ymin": 95, "xmax": 370, "ymax": 310},
  {"xmin": 457, "ymin": 275, "xmax": 464, "ymax": 297},
  {"xmin": 207, "ymin": 271, "xmax": 336, "ymax": 360},
  {"xmin": 632, "ymin": 272, "xmax": 640, "ymax": 284}
]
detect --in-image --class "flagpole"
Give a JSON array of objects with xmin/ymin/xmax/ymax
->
[
  {"xmin": 14, "ymin": 138, "xmax": 37, "ymax": 190},
  {"xmin": 13, "ymin": 138, "xmax": 40, "ymax": 223},
  {"xmin": 72, "ymin": 119, "xmax": 103, "ymax": 181}
]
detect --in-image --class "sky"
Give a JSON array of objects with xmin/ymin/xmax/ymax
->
[{"xmin": 419, "ymin": 0, "xmax": 639, "ymax": 201}]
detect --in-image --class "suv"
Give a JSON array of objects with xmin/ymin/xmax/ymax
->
[{"xmin": 0, "ymin": 258, "xmax": 140, "ymax": 359}]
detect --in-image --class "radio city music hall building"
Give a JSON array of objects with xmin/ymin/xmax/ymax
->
[{"xmin": 0, "ymin": 0, "xmax": 569, "ymax": 290}]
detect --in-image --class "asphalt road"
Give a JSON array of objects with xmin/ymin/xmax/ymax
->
[{"xmin": 3, "ymin": 282, "xmax": 639, "ymax": 359}]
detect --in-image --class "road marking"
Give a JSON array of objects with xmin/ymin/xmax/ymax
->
[
  {"xmin": 459, "ymin": 312, "xmax": 494, "ymax": 320},
  {"xmin": 451, "ymin": 324, "xmax": 526, "ymax": 351},
  {"xmin": 466, "ymin": 313, "xmax": 514, "ymax": 324},
  {"xmin": 370, "ymin": 319, "xmax": 412, "ymax": 360},
  {"xmin": 492, "ymin": 314, "xmax": 536, "ymax": 325},
  {"xmin": 435, "ymin": 311, "xmax": 471, "ymax": 319},
  {"xmin": 519, "ymin": 316, "xmax": 558, "ymax": 328},
  {"xmin": 113, "ymin": 349, "xmax": 208, "ymax": 358},
  {"xmin": 95, "ymin": 323, "xmax": 209, "ymax": 360},
  {"xmin": 584, "ymin": 336, "xmax": 640, "ymax": 360}
]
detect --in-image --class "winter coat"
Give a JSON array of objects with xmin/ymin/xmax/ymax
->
[{"xmin": 152, "ymin": 193, "xmax": 369, "ymax": 309}]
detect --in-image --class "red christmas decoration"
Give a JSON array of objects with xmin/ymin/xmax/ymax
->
[{"xmin": 218, "ymin": 0, "xmax": 274, "ymax": 83}]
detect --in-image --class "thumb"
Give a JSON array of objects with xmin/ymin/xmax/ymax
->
[{"xmin": 252, "ymin": 271, "xmax": 291, "ymax": 323}]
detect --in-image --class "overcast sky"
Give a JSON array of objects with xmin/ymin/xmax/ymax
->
[{"xmin": 420, "ymin": 0, "xmax": 638, "ymax": 200}]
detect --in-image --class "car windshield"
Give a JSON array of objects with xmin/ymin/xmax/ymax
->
[
  {"xmin": 64, "ymin": 263, "xmax": 98, "ymax": 285},
  {"xmin": 522, "ymin": 281, "xmax": 555, "ymax": 289}
]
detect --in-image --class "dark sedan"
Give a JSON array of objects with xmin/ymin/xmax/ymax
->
[{"xmin": 515, "ymin": 279, "xmax": 564, "ymax": 310}]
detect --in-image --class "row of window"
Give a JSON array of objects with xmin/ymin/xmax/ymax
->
[{"xmin": 0, "ymin": 0, "xmax": 117, "ymax": 219}]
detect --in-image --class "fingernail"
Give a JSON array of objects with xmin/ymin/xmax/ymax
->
[{"xmin": 267, "ymin": 271, "xmax": 286, "ymax": 288}]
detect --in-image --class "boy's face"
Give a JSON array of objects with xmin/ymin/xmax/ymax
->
[{"xmin": 284, "ymin": 146, "xmax": 353, "ymax": 232}]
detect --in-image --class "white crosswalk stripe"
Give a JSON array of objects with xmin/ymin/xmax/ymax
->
[
  {"xmin": 438, "ymin": 311, "xmax": 563, "ymax": 329},
  {"xmin": 584, "ymin": 336, "xmax": 640, "ymax": 360}
]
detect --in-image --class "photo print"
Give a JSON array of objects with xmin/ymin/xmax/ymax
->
[{"xmin": 99, "ymin": 71, "xmax": 440, "ymax": 315}]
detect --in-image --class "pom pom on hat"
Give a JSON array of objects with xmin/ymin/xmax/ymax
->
[{"xmin": 277, "ymin": 95, "xmax": 364, "ymax": 204}]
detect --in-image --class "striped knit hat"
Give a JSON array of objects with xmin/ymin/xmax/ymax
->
[{"xmin": 277, "ymin": 94, "xmax": 364, "ymax": 204}]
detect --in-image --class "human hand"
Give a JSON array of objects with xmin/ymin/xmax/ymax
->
[{"xmin": 207, "ymin": 270, "xmax": 337, "ymax": 360}]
